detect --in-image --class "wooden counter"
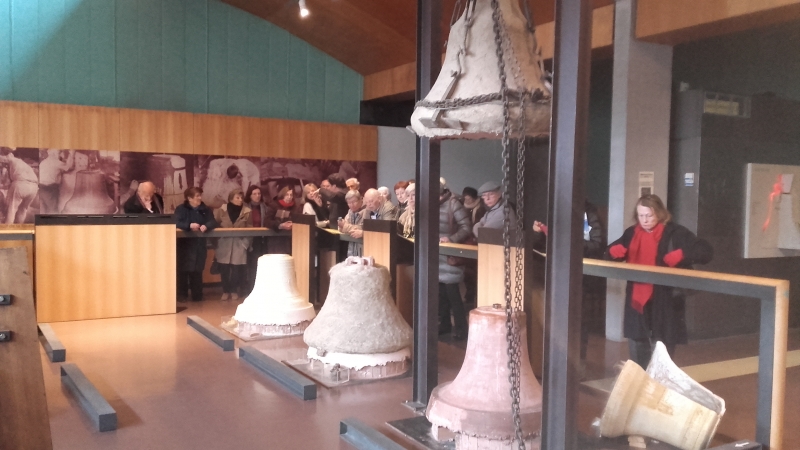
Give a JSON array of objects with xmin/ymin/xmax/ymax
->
[{"xmin": 35, "ymin": 215, "xmax": 176, "ymax": 322}]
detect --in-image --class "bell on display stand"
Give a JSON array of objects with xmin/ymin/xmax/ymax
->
[
  {"xmin": 221, "ymin": 254, "xmax": 316, "ymax": 340},
  {"xmin": 599, "ymin": 342, "xmax": 726, "ymax": 450},
  {"xmin": 62, "ymin": 170, "xmax": 117, "ymax": 214},
  {"xmin": 410, "ymin": 0, "xmax": 551, "ymax": 140},
  {"xmin": 303, "ymin": 256, "xmax": 413, "ymax": 382},
  {"xmin": 427, "ymin": 305, "xmax": 542, "ymax": 449}
]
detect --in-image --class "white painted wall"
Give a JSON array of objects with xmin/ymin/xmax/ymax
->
[{"xmin": 377, "ymin": 126, "xmax": 504, "ymax": 195}]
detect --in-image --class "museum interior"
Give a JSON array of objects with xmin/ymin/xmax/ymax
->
[{"xmin": 1, "ymin": 0, "xmax": 799, "ymax": 449}]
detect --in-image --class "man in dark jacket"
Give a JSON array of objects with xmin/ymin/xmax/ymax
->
[
  {"xmin": 175, "ymin": 187, "xmax": 217, "ymax": 301},
  {"xmin": 123, "ymin": 181, "xmax": 165, "ymax": 214},
  {"xmin": 438, "ymin": 181, "xmax": 473, "ymax": 339},
  {"xmin": 319, "ymin": 173, "xmax": 349, "ymax": 229}
]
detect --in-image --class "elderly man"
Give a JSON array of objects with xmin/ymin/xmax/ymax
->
[
  {"xmin": 362, "ymin": 188, "xmax": 397, "ymax": 225},
  {"xmin": 472, "ymin": 181, "xmax": 517, "ymax": 238},
  {"xmin": 338, "ymin": 190, "xmax": 366, "ymax": 256},
  {"xmin": 346, "ymin": 177, "xmax": 360, "ymax": 192},
  {"xmin": 0, "ymin": 148, "xmax": 39, "ymax": 224},
  {"xmin": 123, "ymin": 181, "xmax": 165, "ymax": 214}
]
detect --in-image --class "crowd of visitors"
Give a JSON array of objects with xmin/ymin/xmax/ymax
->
[{"xmin": 163, "ymin": 170, "xmax": 712, "ymax": 367}]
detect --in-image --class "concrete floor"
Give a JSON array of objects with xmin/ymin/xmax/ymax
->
[{"xmin": 40, "ymin": 290, "xmax": 800, "ymax": 449}]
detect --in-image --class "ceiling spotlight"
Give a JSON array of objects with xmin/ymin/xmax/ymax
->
[{"xmin": 299, "ymin": 0, "xmax": 309, "ymax": 18}]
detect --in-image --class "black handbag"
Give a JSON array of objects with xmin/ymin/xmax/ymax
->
[{"xmin": 210, "ymin": 258, "xmax": 221, "ymax": 275}]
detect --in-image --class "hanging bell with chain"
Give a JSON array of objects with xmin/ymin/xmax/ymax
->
[{"xmin": 410, "ymin": 0, "xmax": 552, "ymax": 140}]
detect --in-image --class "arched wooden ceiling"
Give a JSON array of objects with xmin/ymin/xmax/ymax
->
[{"xmin": 223, "ymin": 0, "xmax": 614, "ymax": 75}]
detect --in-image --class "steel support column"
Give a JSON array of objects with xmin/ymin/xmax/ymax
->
[
  {"xmin": 542, "ymin": 0, "xmax": 593, "ymax": 448},
  {"xmin": 410, "ymin": 0, "xmax": 442, "ymax": 408}
]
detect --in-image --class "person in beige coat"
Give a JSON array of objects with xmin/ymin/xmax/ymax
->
[{"xmin": 214, "ymin": 188, "xmax": 252, "ymax": 300}]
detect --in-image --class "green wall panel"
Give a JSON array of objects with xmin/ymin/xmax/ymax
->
[
  {"xmin": 10, "ymin": 0, "xmax": 40, "ymax": 101},
  {"xmin": 1, "ymin": 0, "xmax": 362, "ymax": 123},
  {"xmin": 89, "ymin": 0, "xmax": 116, "ymax": 106},
  {"xmin": 267, "ymin": 25, "xmax": 289, "ymax": 119},
  {"xmin": 64, "ymin": 0, "xmax": 92, "ymax": 106},
  {"xmin": 305, "ymin": 48, "xmax": 326, "ymax": 123},
  {"xmin": 0, "ymin": 0, "xmax": 11, "ymax": 96},
  {"xmin": 38, "ymin": 0, "xmax": 66, "ymax": 104},
  {"xmin": 184, "ymin": 0, "xmax": 208, "ymax": 113}
]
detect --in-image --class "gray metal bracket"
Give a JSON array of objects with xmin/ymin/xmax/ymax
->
[
  {"xmin": 238, "ymin": 346, "xmax": 316, "ymax": 400},
  {"xmin": 38, "ymin": 323, "xmax": 66, "ymax": 362},
  {"xmin": 340, "ymin": 417, "xmax": 406, "ymax": 450},
  {"xmin": 60, "ymin": 363, "xmax": 117, "ymax": 432},
  {"xmin": 0, "ymin": 329, "xmax": 11, "ymax": 342},
  {"xmin": 187, "ymin": 315, "xmax": 234, "ymax": 351},
  {"xmin": 0, "ymin": 294, "xmax": 11, "ymax": 305}
]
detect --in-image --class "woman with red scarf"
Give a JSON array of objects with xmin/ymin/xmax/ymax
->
[
  {"xmin": 265, "ymin": 186, "xmax": 300, "ymax": 254},
  {"xmin": 606, "ymin": 194, "xmax": 713, "ymax": 368}
]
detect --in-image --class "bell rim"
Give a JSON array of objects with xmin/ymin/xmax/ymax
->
[{"xmin": 426, "ymin": 382, "xmax": 542, "ymax": 440}]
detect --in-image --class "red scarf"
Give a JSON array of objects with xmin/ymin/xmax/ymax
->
[
  {"xmin": 278, "ymin": 199, "xmax": 295, "ymax": 209},
  {"xmin": 627, "ymin": 223, "xmax": 664, "ymax": 313},
  {"xmin": 251, "ymin": 205, "xmax": 261, "ymax": 227}
]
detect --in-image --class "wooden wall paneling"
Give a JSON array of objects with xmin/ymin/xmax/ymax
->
[
  {"xmin": 637, "ymin": 0, "xmax": 800, "ymax": 45},
  {"xmin": 396, "ymin": 263, "xmax": 414, "ymax": 326},
  {"xmin": 477, "ymin": 243, "xmax": 524, "ymax": 309},
  {"xmin": 35, "ymin": 224, "xmax": 176, "ymax": 322},
  {"xmin": 318, "ymin": 250, "xmax": 338, "ymax": 304},
  {"xmin": 0, "ymin": 247, "xmax": 54, "ymax": 450},
  {"xmin": 222, "ymin": 115, "xmax": 262, "ymax": 158},
  {"xmin": 291, "ymin": 223, "xmax": 313, "ymax": 303},
  {"xmin": 192, "ymin": 114, "xmax": 226, "ymax": 156},
  {"xmin": 0, "ymin": 101, "xmax": 40, "ymax": 148},
  {"xmin": 262, "ymin": 119, "xmax": 290, "ymax": 158},
  {"xmin": 39, "ymin": 104, "xmax": 120, "ymax": 151},
  {"xmin": 119, "ymin": 109, "xmax": 194, "ymax": 154}
]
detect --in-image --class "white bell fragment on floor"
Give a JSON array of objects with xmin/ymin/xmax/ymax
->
[
  {"xmin": 221, "ymin": 254, "xmax": 315, "ymax": 340},
  {"xmin": 600, "ymin": 342, "xmax": 726, "ymax": 450},
  {"xmin": 303, "ymin": 256, "xmax": 413, "ymax": 380},
  {"xmin": 410, "ymin": 0, "xmax": 551, "ymax": 140}
]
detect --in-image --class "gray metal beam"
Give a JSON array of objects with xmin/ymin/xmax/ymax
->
[
  {"xmin": 187, "ymin": 315, "xmax": 234, "ymax": 351},
  {"xmin": 339, "ymin": 418, "xmax": 406, "ymax": 450},
  {"xmin": 542, "ymin": 0, "xmax": 593, "ymax": 448},
  {"xmin": 410, "ymin": 0, "xmax": 442, "ymax": 409},
  {"xmin": 60, "ymin": 363, "xmax": 117, "ymax": 432},
  {"xmin": 38, "ymin": 323, "xmax": 66, "ymax": 363},
  {"xmin": 238, "ymin": 346, "xmax": 316, "ymax": 401}
]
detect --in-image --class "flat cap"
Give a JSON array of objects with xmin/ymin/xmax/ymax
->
[{"xmin": 478, "ymin": 181, "xmax": 501, "ymax": 195}]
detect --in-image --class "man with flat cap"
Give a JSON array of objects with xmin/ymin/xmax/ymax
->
[{"xmin": 472, "ymin": 181, "xmax": 516, "ymax": 238}]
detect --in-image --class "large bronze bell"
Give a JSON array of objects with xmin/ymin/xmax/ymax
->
[
  {"xmin": 427, "ymin": 305, "xmax": 542, "ymax": 448},
  {"xmin": 62, "ymin": 170, "xmax": 116, "ymax": 214}
]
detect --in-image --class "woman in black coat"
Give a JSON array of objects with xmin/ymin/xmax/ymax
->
[
  {"xmin": 606, "ymin": 194, "xmax": 713, "ymax": 368},
  {"xmin": 175, "ymin": 187, "xmax": 217, "ymax": 301}
]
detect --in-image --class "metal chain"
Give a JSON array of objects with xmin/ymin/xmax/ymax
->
[
  {"xmin": 488, "ymin": 0, "xmax": 525, "ymax": 448},
  {"xmin": 414, "ymin": 89, "xmax": 544, "ymax": 110}
]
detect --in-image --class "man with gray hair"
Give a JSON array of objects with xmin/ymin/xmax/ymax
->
[
  {"xmin": 363, "ymin": 188, "xmax": 398, "ymax": 223},
  {"xmin": 472, "ymin": 181, "xmax": 517, "ymax": 238},
  {"xmin": 123, "ymin": 181, "xmax": 165, "ymax": 214},
  {"xmin": 338, "ymin": 190, "xmax": 366, "ymax": 256}
]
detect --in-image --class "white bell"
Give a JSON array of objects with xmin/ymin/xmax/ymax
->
[
  {"xmin": 303, "ymin": 257, "xmax": 413, "ymax": 380},
  {"xmin": 222, "ymin": 254, "xmax": 316, "ymax": 340},
  {"xmin": 600, "ymin": 343, "xmax": 725, "ymax": 450},
  {"xmin": 410, "ymin": 0, "xmax": 551, "ymax": 140}
]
